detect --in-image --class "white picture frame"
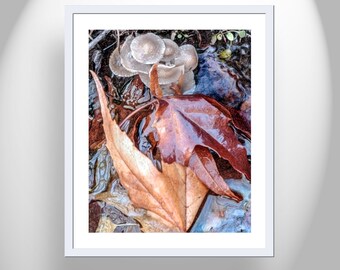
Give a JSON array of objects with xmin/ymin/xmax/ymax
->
[{"xmin": 65, "ymin": 5, "xmax": 274, "ymax": 257}]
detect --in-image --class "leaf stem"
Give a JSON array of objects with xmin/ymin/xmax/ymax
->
[{"xmin": 118, "ymin": 99, "xmax": 159, "ymax": 129}]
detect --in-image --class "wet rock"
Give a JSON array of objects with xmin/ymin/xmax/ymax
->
[
  {"xmin": 89, "ymin": 150, "xmax": 100, "ymax": 190},
  {"xmin": 194, "ymin": 47, "xmax": 250, "ymax": 108},
  {"xmin": 89, "ymin": 144, "xmax": 115, "ymax": 195},
  {"xmin": 190, "ymin": 177, "xmax": 251, "ymax": 232},
  {"xmin": 102, "ymin": 204, "xmax": 141, "ymax": 232},
  {"xmin": 96, "ymin": 216, "xmax": 116, "ymax": 233}
]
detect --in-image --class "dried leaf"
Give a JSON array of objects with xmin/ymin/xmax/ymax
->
[
  {"xmin": 95, "ymin": 188, "xmax": 182, "ymax": 232},
  {"xmin": 91, "ymin": 71, "xmax": 208, "ymax": 231},
  {"xmin": 214, "ymin": 153, "xmax": 243, "ymax": 180},
  {"xmin": 89, "ymin": 201, "xmax": 102, "ymax": 232},
  {"xmin": 91, "ymin": 68, "xmax": 250, "ymax": 231},
  {"xmin": 152, "ymin": 95, "xmax": 251, "ymax": 180},
  {"xmin": 137, "ymin": 70, "xmax": 250, "ymax": 202},
  {"xmin": 189, "ymin": 146, "xmax": 242, "ymax": 202}
]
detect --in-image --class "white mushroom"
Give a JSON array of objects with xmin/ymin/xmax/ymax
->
[
  {"xmin": 161, "ymin": 38, "xmax": 180, "ymax": 62},
  {"xmin": 108, "ymin": 32, "xmax": 198, "ymax": 96},
  {"xmin": 182, "ymin": 71, "xmax": 196, "ymax": 91},
  {"xmin": 151, "ymin": 64, "xmax": 185, "ymax": 85},
  {"xmin": 139, "ymin": 64, "xmax": 185, "ymax": 89},
  {"xmin": 108, "ymin": 47, "xmax": 137, "ymax": 77},
  {"xmin": 130, "ymin": 33, "xmax": 166, "ymax": 64},
  {"xmin": 120, "ymin": 35, "xmax": 152, "ymax": 74},
  {"xmin": 138, "ymin": 73, "xmax": 151, "ymax": 88},
  {"xmin": 174, "ymin": 44, "xmax": 198, "ymax": 72}
]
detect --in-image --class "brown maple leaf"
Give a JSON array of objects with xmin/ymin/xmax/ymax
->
[
  {"xmin": 119, "ymin": 65, "xmax": 251, "ymax": 202},
  {"xmin": 120, "ymin": 97, "xmax": 250, "ymax": 202},
  {"xmin": 151, "ymin": 95, "xmax": 251, "ymax": 180}
]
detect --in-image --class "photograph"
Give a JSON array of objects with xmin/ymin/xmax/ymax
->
[
  {"xmin": 88, "ymin": 29, "xmax": 252, "ymax": 233},
  {"xmin": 2, "ymin": 0, "xmax": 338, "ymax": 268}
]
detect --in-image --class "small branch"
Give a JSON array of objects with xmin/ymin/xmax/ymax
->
[
  {"xmin": 115, "ymin": 223, "xmax": 139, "ymax": 227},
  {"xmin": 118, "ymin": 99, "xmax": 158, "ymax": 129},
  {"xmin": 89, "ymin": 30, "xmax": 111, "ymax": 50},
  {"xmin": 103, "ymin": 42, "xmax": 116, "ymax": 52},
  {"xmin": 116, "ymin": 30, "xmax": 120, "ymax": 53},
  {"xmin": 195, "ymin": 30, "xmax": 202, "ymax": 47},
  {"xmin": 88, "ymin": 30, "xmax": 94, "ymax": 40}
]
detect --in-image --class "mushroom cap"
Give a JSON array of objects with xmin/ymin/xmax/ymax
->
[
  {"xmin": 138, "ymin": 73, "xmax": 151, "ymax": 88},
  {"xmin": 174, "ymin": 44, "xmax": 198, "ymax": 72},
  {"xmin": 151, "ymin": 64, "xmax": 185, "ymax": 85},
  {"xmin": 108, "ymin": 47, "xmax": 137, "ymax": 77},
  {"xmin": 161, "ymin": 39, "xmax": 180, "ymax": 62},
  {"xmin": 120, "ymin": 35, "xmax": 152, "ymax": 74},
  {"xmin": 182, "ymin": 71, "xmax": 195, "ymax": 91},
  {"xmin": 130, "ymin": 33, "xmax": 166, "ymax": 64}
]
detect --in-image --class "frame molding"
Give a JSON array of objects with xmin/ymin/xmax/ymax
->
[{"xmin": 65, "ymin": 5, "xmax": 274, "ymax": 257}]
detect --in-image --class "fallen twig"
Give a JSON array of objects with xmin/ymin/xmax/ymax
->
[{"xmin": 89, "ymin": 30, "xmax": 111, "ymax": 50}]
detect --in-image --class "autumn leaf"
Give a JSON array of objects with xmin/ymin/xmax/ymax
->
[
  {"xmin": 189, "ymin": 146, "xmax": 242, "ymax": 202},
  {"xmin": 90, "ymin": 70, "xmax": 208, "ymax": 231},
  {"xmin": 120, "ymin": 66, "xmax": 250, "ymax": 203},
  {"xmin": 127, "ymin": 95, "xmax": 249, "ymax": 203},
  {"xmin": 89, "ymin": 113, "xmax": 105, "ymax": 151},
  {"xmin": 135, "ymin": 72, "xmax": 250, "ymax": 200},
  {"xmin": 118, "ymin": 98, "xmax": 247, "ymax": 202},
  {"xmin": 151, "ymin": 95, "xmax": 251, "ymax": 183},
  {"xmin": 90, "ymin": 67, "xmax": 251, "ymax": 230}
]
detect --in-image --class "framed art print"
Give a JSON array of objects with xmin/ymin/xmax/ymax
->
[{"xmin": 65, "ymin": 5, "xmax": 274, "ymax": 256}]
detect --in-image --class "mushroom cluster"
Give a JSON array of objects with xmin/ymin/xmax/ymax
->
[{"xmin": 109, "ymin": 33, "xmax": 198, "ymax": 95}]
